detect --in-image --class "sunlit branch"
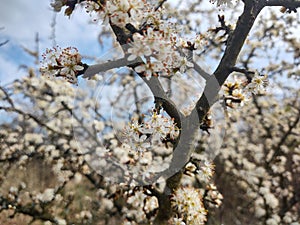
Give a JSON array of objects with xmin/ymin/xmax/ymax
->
[
  {"xmin": 83, "ymin": 57, "xmax": 142, "ymax": 78},
  {"xmin": 193, "ymin": 62, "xmax": 211, "ymax": 80}
]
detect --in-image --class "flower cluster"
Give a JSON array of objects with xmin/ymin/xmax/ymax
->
[
  {"xmin": 205, "ymin": 184, "xmax": 223, "ymax": 208},
  {"xmin": 170, "ymin": 186, "xmax": 207, "ymax": 225},
  {"xmin": 127, "ymin": 26, "xmax": 195, "ymax": 79},
  {"xmin": 199, "ymin": 160, "xmax": 215, "ymax": 182},
  {"xmin": 185, "ymin": 160, "xmax": 215, "ymax": 182},
  {"xmin": 50, "ymin": 1, "xmax": 207, "ymax": 81},
  {"xmin": 223, "ymin": 81, "xmax": 250, "ymax": 107},
  {"xmin": 81, "ymin": 0, "xmax": 150, "ymax": 26},
  {"xmin": 123, "ymin": 110, "xmax": 179, "ymax": 153},
  {"xmin": 82, "ymin": 0, "xmax": 201, "ymax": 80},
  {"xmin": 247, "ymin": 74, "xmax": 268, "ymax": 94},
  {"xmin": 209, "ymin": 0, "xmax": 237, "ymax": 7},
  {"xmin": 125, "ymin": 189, "xmax": 159, "ymax": 223},
  {"xmin": 40, "ymin": 46, "xmax": 84, "ymax": 84},
  {"xmin": 223, "ymin": 72, "xmax": 268, "ymax": 107}
]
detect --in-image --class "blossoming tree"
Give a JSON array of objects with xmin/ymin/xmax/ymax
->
[
  {"xmin": 214, "ymin": 87, "xmax": 300, "ymax": 224},
  {"xmin": 1, "ymin": 0, "xmax": 300, "ymax": 224}
]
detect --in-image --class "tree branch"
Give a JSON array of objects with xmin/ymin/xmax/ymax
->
[
  {"xmin": 155, "ymin": 0, "xmax": 266, "ymax": 195},
  {"xmin": 83, "ymin": 57, "xmax": 142, "ymax": 78},
  {"xmin": 0, "ymin": 86, "xmax": 15, "ymax": 107},
  {"xmin": 193, "ymin": 61, "xmax": 211, "ymax": 81},
  {"xmin": 194, "ymin": 0, "xmax": 264, "ymax": 122},
  {"xmin": 139, "ymin": 75, "xmax": 183, "ymax": 128},
  {"xmin": 264, "ymin": 0, "xmax": 300, "ymax": 8},
  {"xmin": 0, "ymin": 40, "xmax": 9, "ymax": 47}
]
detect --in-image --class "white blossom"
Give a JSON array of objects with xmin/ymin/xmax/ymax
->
[
  {"xmin": 171, "ymin": 187, "xmax": 207, "ymax": 225},
  {"xmin": 40, "ymin": 46, "xmax": 84, "ymax": 84}
]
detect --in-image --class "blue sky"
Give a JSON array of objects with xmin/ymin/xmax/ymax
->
[{"xmin": 0, "ymin": 0, "xmax": 105, "ymax": 85}]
